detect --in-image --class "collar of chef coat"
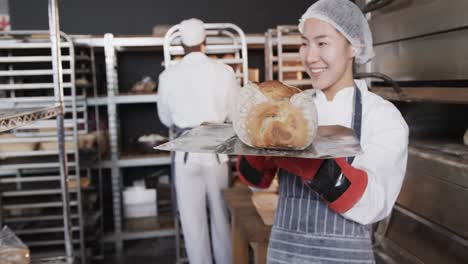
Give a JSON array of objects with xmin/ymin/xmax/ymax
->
[
  {"xmin": 180, "ymin": 51, "xmax": 209, "ymax": 65},
  {"xmin": 314, "ymin": 79, "xmax": 367, "ymax": 128}
]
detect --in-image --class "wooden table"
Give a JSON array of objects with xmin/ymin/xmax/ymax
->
[{"xmin": 223, "ymin": 187, "xmax": 272, "ymax": 264}]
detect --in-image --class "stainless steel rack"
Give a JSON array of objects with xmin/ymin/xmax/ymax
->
[
  {"xmin": 73, "ymin": 42, "xmax": 104, "ymax": 261},
  {"xmin": 0, "ymin": 106, "xmax": 61, "ymax": 133},
  {"xmin": 97, "ymin": 33, "xmax": 175, "ymax": 255},
  {"xmin": 264, "ymin": 25, "xmax": 311, "ymax": 88},
  {"xmin": 0, "ymin": 15, "xmax": 86, "ymax": 264},
  {"xmin": 0, "ymin": 1, "xmax": 75, "ymax": 263}
]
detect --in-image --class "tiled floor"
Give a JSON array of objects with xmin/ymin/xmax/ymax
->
[
  {"xmin": 89, "ymin": 237, "xmax": 389, "ymax": 264},
  {"xmin": 92, "ymin": 237, "xmax": 176, "ymax": 264}
]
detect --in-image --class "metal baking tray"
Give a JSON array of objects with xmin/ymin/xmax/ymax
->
[{"xmin": 155, "ymin": 123, "xmax": 361, "ymax": 159}]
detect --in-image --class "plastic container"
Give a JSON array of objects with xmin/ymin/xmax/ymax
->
[{"xmin": 123, "ymin": 186, "xmax": 158, "ymax": 218}]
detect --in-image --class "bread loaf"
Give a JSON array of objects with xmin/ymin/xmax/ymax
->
[
  {"xmin": 246, "ymin": 81, "xmax": 313, "ymax": 149},
  {"xmin": 0, "ymin": 247, "xmax": 30, "ymax": 264}
]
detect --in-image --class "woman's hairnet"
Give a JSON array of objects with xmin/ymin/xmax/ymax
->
[
  {"xmin": 180, "ymin": 18, "xmax": 206, "ymax": 47},
  {"xmin": 298, "ymin": 0, "xmax": 374, "ymax": 64}
]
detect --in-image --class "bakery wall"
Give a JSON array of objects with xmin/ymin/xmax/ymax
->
[{"xmin": 10, "ymin": 0, "xmax": 317, "ymax": 34}]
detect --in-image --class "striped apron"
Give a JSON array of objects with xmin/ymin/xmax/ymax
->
[{"xmin": 267, "ymin": 86, "xmax": 376, "ymax": 263}]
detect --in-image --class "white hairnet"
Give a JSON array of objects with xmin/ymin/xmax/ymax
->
[
  {"xmin": 180, "ymin": 18, "xmax": 206, "ymax": 47},
  {"xmin": 298, "ymin": 0, "xmax": 374, "ymax": 64}
]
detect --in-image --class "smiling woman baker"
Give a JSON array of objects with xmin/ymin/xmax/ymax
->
[{"xmin": 236, "ymin": 0, "xmax": 409, "ymax": 263}]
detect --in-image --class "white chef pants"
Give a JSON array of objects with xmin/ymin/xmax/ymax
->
[{"xmin": 174, "ymin": 160, "xmax": 232, "ymax": 264}]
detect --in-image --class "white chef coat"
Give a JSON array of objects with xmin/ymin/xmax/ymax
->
[
  {"xmin": 157, "ymin": 52, "xmax": 239, "ymax": 165},
  {"xmin": 313, "ymin": 79, "xmax": 409, "ymax": 225}
]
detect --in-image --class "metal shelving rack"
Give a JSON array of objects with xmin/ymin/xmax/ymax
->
[
  {"xmin": 264, "ymin": 25, "xmax": 311, "ymax": 88},
  {"xmin": 73, "ymin": 42, "xmax": 104, "ymax": 260},
  {"xmin": 264, "ymin": 28, "xmax": 277, "ymax": 82},
  {"xmin": 99, "ymin": 33, "xmax": 175, "ymax": 254},
  {"xmin": 0, "ymin": 1, "xmax": 91, "ymax": 263},
  {"xmin": 0, "ymin": 30, "xmax": 84, "ymax": 262},
  {"xmin": 163, "ymin": 23, "xmax": 249, "ymax": 83},
  {"xmin": 0, "ymin": 1, "xmax": 74, "ymax": 263},
  {"xmin": 0, "ymin": 107, "xmax": 61, "ymax": 133}
]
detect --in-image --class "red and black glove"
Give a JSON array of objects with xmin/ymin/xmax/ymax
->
[
  {"xmin": 237, "ymin": 156, "xmax": 367, "ymax": 214},
  {"xmin": 301, "ymin": 158, "xmax": 368, "ymax": 213},
  {"xmin": 237, "ymin": 156, "xmax": 325, "ymax": 188},
  {"xmin": 267, "ymin": 156, "xmax": 368, "ymax": 214},
  {"xmin": 327, "ymin": 158, "xmax": 368, "ymax": 213},
  {"xmin": 236, "ymin": 155, "xmax": 277, "ymax": 188}
]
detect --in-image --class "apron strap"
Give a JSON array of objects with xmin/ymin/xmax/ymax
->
[
  {"xmin": 172, "ymin": 126, "xmax": 192, "ymax": 164},
  {"xmin": 348, "ymin": 82, "xmax": 362, "ymax": 164}
]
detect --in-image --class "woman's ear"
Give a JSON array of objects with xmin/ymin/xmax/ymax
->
[{"xmin": 348, "ymin": 44, "xmax": 357, "ymax": 60}]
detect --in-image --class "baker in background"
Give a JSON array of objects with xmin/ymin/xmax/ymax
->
[
  {"xmin": 236, "ymin": 0, "xmax": 409, "ymax": 263},
  {"xmin": 157, "ymin": 18, "xmax": 238, "ymax": 264}
]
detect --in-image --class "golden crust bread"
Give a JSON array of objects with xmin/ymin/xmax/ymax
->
[
  {"xmin": 257, "ymin": 80, "xmax": 301, "ymax": 101},
  {"xmin": 246, "ymin": 81, "xmax": 309, "ymax": 149}
]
